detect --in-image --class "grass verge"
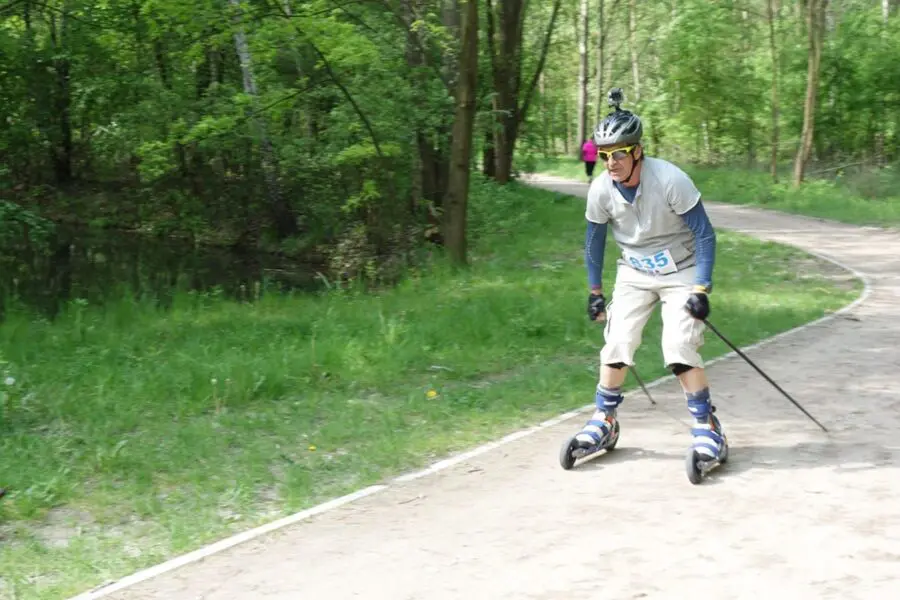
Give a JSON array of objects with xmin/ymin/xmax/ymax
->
[
  {"xmin": 0, "ymin": 176, "xmax": 861, "ymax": 599},
  {"xmin": 531, "ymin": 156, "xmax": 900, "ymax": 226}
]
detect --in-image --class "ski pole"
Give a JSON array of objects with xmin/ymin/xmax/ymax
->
[
  {"xmin": 628, "ymin": 365, "xmax": 657, "ymax": 406},
  {"xmin": 703, "ymin": 319, "xmax": 828, "ymax": 433}
]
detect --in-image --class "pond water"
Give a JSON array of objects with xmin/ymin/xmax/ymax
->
[{"xmin": 0, "ymin": 225, "xmax": 323, "ymax": 320}]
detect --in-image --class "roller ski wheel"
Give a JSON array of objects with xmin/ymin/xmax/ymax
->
[
  {"xmin": 685, "ymin": 437, "xmax": 729, "ymax": 485},
  {"xmin": 559, "ymin": 418, "xmax": 620, "ymax": 470}
]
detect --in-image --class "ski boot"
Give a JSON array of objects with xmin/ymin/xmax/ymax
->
[
  {"xmin": 559, "ymin": 387, "xmax": 623, "ymax": 470},
  {"xmin": 684, "ymin": 395, "xmax": 729, "ymax": 484}
]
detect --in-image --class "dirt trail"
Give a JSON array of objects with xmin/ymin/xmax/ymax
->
[{"xmin": 83, "ymin": 175, "xmax": 900, "ymax": 600}]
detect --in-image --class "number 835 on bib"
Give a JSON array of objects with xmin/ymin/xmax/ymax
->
[{"xmin": 623, "ymin": 248, "xmax": 678, "ymax": 275}]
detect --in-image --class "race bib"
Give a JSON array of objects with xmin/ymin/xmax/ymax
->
[{"xmin": 623, "ymin": 248, "xmax": 678, "ymax": 275}]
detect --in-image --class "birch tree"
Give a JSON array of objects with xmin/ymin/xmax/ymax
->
[{"xmin": 229, "ymin": 0, "xmax": 296, "ymax": 238}]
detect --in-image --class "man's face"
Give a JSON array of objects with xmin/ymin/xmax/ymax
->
[{"xmin": 598, "ymin": 144, "xmax": 641, "ymax": 182}]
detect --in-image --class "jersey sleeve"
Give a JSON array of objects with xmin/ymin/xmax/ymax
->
[
  {"xmin": 585, "ymin": 182, "xmax": 611, "ymax": 224},
  {"xmin": 678, "ymin": 201, "xmax": 716, "ymax": 289},
  {"xmin": 666, "ymin": 167, "xmax": 702, "ymax": 215}
]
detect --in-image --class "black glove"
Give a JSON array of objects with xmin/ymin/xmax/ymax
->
[
  {"xmin": 587, "ymin": 292, "xmax": 606, "ymax": 321},
  {"xmin": 685, "ymin": 289, "xmax": 710, "ymax": 320}
]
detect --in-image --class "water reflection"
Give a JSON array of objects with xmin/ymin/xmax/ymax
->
[{"xmin": 0, "ymin": 225, "xmax": 322, "ymax": 320}]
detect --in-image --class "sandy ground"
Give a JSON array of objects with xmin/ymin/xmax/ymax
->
[{"xmin": 90, "ymin": 175, "xmax": 900, "ymax": 600}]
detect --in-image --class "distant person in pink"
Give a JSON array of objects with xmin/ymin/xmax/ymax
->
[{"xmin": 582, "ymin": 138, "xmax": 598, "ymax": 181}]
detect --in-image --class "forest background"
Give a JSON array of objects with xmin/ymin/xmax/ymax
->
[
  {"xmin": 3, "ymin": 0, "xmax": 898, "ymax": 290},
  {"xmin": 1, "ymin": 0, "xmax": 898, "ymax": 598}
]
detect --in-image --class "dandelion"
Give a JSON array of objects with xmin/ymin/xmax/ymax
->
[
  {"xmin": 308, "ymin": 445, "xmax": 317, "ymax": 452},
  {"xmin": 426, "ymin": 389, "xmax": 438, "ymax": 399},
  {"xmin": 4, "ymin": 377, "xmax": 14, "ymax": 386}
]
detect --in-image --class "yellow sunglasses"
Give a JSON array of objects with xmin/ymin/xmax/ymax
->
[{"xmin": 597, "ymin": 145, "xmax": 637, "ymax": 162}]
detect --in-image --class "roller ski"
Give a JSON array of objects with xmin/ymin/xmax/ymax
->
[
  {"xmin": 684, "ymin": 401, "xmax": 729, "ymax": 484},
  {"xmin": 560, "ymin": 387, "xmax": 622, "ymax": 470}
]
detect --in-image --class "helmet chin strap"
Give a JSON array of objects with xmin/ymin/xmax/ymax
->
[{"xmin": 620, "ymin": 151, "xmax": 642, "ymax": 186}]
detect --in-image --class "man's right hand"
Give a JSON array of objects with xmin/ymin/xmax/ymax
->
[{"xmin": 588, "ymin": 291, "xmax": 606, "ymax": 322}]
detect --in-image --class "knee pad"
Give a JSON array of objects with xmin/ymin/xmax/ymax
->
[
  {"xmin": 604, "ymin": 362, "xmax": 627, "ymax": 370},
  {"xmin": 669, "ymin": 362, "xmax": 694, "ymax": 376}
]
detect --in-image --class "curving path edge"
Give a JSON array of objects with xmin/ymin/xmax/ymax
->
[{"xmin": 73, "ymin": 175, "xmax": 900, "ymax": 600}]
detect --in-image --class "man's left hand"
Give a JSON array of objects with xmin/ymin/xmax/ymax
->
[{"xmin": 685, "ymin": 287, "xmax": 710, "ymax": 320}]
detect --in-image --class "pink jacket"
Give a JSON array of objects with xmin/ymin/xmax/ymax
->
[{"xmin": 582, "ymin": 140, "xmax": 597, "ymax": 162}]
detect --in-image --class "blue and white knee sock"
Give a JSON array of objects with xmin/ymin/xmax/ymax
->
[
  {"xmin": 686, "ymin": 387, "xmax": 724, "ymax": 459},
  {"xmin": 595, "ymin": 384, "xmax": 624, "ymax": 414},
  {"xmin": 575, "ymin": 385, "xmax": 623, "ymax": 446}
]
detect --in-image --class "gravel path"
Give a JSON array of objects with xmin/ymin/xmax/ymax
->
[{"xmin": 82, "ymin": 175, "xmax": 900, "ymax": 600}]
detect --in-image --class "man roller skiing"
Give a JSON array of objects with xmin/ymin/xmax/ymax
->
[{"xmin": 571, "ymin": 88, "xmax": 727, "ymax": 468}]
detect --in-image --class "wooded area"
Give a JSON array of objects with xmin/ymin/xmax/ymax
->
[
  {"xmin": 1, "ymin": 0, "xmax": 898, "ymax": 286},
  {"xmin": 2, "ymin": 4, "xmax": 899, "ymax": 594}
]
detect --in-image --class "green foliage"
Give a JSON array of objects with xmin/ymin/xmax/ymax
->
[
  {"xmin": 684, "ymin": 163, "xmax": 900, "ymax": 226},
  {"xmin": 0, "ymin": 202, "xmax": 57, "ymax": 301},
  {"xmin": 650, "ymin": 1, "xmax": 764, "ymax": 160},
  {"xmin": 526, "ymin": 0, "xmax": 900, "ymax": 174},
  {"xmin": 5, "ymin": 2, "xmax": 893, "ymax": 596},
  {"xmin": 534, "ymin": 156, "xmax": 900, "ymax": 227},
  {"xmin": 0, "ymin": 202, "xmax": 56, "ymax": 249},
  {"xmin": 14, "ymin": 0, "xmax": 894, "ymax": 288},
  {"xmin": 0, "ymin": 0, "xmax": 464, "ymax": 286},
  {"xmin": 817, "ymin": 9, "xmax": 900, "ymax": 161},
  {"xmin": 0, "ymin": 182, "xmax": 860, "ymax": 599}
]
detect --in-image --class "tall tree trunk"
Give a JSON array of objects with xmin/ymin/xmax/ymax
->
[
  {"xmin": 443, "ymin": 0, "xmax": 479, "ymax": 266},
  {"xmin": 49, "ymin": 5, "xmax": 74, "ymax": 186},
  {"xmin": 575, "ymin": 0, "xmax": 589, "ymax": 154},
  {"xmin": 442, "ymin": 0, "xmax": 462, "ymax": 45},
  {"xmin": 540, "ymin": 72, "xmax": 550, "ymax": 156},
  {"xmin": 152, "ymin": 37, "xmax": 190, "ymax": 180},
  {"xmin": 22, "ymin": 0, "xmax": 36, "ymax": 183},
  {"xmin": 595, "ymin": 0, "xmax": 606, "ymax": 125},
  {"xmin": 435, "ymin": 0, "xmax": 460, "ymax": 202},
  {"xmin": 876, "ymin": 0, "xmax": 889, "ymax": 165},
  {"xmin": 487, "ymin": 0, "xmax": 526, "ymax": 184},
  {"xmin": 487, "ymin": 0, "xmax": 561, "ymax": 183},
  {"xmin": 403, "ymin": 0, "xmax": 431, "ymax": 214},
  {"xmin": 229, "ymin": 0, "xmax": 297, "ymax": 239},
  {"xmin": 740, "ymin": 8, "xmax": 755, "ymax": 167},
  {"xmin": 603, "ymin": 4, "xmax": 615, "ymax": 102},
  {"xmin": 481, "ymin": 30, "xmax": 497, "ymax": 176},
  {"xmin": 672, "ymin": 0, "xmax": 681, "ymax": 115},
  {"xmin": 482, "ymin": 130, "xmax": 496, "ymax": 177},
  {"xmin": 280, "ymin": 1, "xmax": 318, "ymax": 145},
  {"xmin": 792, "ymin": 0, "xmax": 827, "ymax": 187},
  {"xmin": 767, "ymin": 0, "xmax": 781, "ymax": 182},
  {"xmin": 628, "ymin": 0, "xmax": 640, "ymax": 102}
]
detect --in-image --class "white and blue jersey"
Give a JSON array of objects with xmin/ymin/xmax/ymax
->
[{"xmin": 584, "ymin": 157, "xmax": 716, "ymax": 290}]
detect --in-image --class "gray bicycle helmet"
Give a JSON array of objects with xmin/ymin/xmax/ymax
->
[{"xmin": 593, "ymin": 87, "xmax": 643, "ymax": 146}]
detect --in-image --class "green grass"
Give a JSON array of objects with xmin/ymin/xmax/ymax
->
[
  {"xmin": 0, "ymin": 176, "xmax": 861, "ymax": 599},
  {"xmin": 531, "ymin": 156, "xmax": 900, "ymax": 226}
]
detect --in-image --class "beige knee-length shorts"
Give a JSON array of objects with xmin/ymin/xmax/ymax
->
[{"xmin": 600, "ymin": 262, "xmax": 706, "ymax": 368}]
